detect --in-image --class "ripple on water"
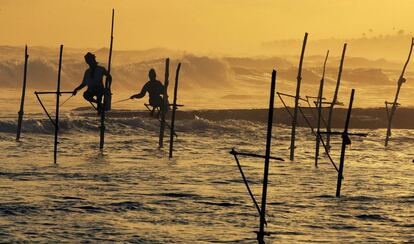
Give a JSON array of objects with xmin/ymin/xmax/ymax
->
[{"xmin": 0, "ymin": 202, "xmax": 40, "ymax": 216}]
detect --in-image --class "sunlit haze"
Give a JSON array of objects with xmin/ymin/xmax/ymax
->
[{"xmin": 1, "ymin": 0, "xmax": 414, "ymax": 55}]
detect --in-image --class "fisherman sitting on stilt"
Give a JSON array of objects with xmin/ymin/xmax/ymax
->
[
  {"xmin": 130, "ymin": 68, "xmax": 168, "ymax": 117},
  {"xmin": 72, "ymin": 52, "xmax": 112, "ymax": 114}
]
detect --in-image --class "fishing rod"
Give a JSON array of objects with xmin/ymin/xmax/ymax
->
[
  {"xmin": 112, "ymin": 98, "xmax": 131, "ymax": 104},
  {"xmin": 60, "ymin": 94, "xmax": 74, "ymax": 107}
]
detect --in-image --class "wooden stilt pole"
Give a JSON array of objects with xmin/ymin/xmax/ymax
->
[
  {"xmin": 336, "ymin": 89, "xmax": 355, "ymax": 197},
  {"xmin": 100, "ymin": 9, "xmax": 114, "ymax": 150},
  {"xmin": 54, "ymin": 45, "xmax": 63, "ymax": 164},
  {"xmin": 257, "ymin": 70, "xmax": 276, "ymax": 244},
  {"xmin": 290, "ymin": 32, "xmax": 308, "ymax": 161},
  {"xmin": 169, "ymin": 63, "xmax": 181, "ymax": 158},
  {"xmin": 315, "ymin": 50, "xmax": 329, "ymax": 167},
  {"xmin": 385, "ymin": 38, "xmax": 414, "ymax": 146},
  {"xmin": 159, "ymin": 58, "xmax": 170, "ymax": 148},
  {"xmin": 326, "ymin": 43, "xmax": 347, "ymax": 150},
  {"xmin": 16, "ymin": 45, "xmax": 29, "ymax": 141}
]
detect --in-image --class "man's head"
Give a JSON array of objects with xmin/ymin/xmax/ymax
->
[
  {"xmin": 84, "ymin": 52, "xmax": 97, "ymax": 67},
  {"xmin": 148, "ymin": 69, "xmax": 157, "ymax": 81}
]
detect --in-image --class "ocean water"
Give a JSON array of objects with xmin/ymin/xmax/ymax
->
[{"xmin": 0, "ymin": 106, "xmax": 413, "ymax": 243}]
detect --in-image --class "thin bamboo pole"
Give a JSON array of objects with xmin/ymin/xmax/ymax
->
[
  {"xmin": 169, "ymin": 63, "xmax": 181, "ymax": 158},
  {"xmin": 159, "ymin": 58, "xmax": 170, "ymax": 148},
  {"xmin": 100, "ymin": 9, "xmax": 114, "ymax": 150},
  {"xmin": 326, "ymin": 44, "xmax": 347, "ymax": 150},
  {"xmin": 54, "ymin": 45, "xmax": 63, "ymax": 164},
  {"xmin": 315, "ymin": 50, "xmax": 329, "ymax": 167},
  {"xmin": 290, "ymin": 33, "xmax": 308, "ymax": 161},
  {"xmin": 385, "ymin": 38, "xmax": 414, "ymax": 146},
  {"xmin": 336, "ymin": 89, "xmax": 355, "ymax": 197},
  {"xmin": 257, "ymin": 69, "xmax": 276, "ymax": 244},
  {"xmin": 16, "ymin": 45, "xmax": 29, "ymax": 141}
]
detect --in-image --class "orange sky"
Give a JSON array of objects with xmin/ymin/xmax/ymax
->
[{"xmin": 1, "ymin": 0, "xmax": 413, "ymax": 55}]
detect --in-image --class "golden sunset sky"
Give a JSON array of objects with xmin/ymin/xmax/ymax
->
[{"xmin": 0, "ymin": 0, "xmax": 413, "ymax": 55}]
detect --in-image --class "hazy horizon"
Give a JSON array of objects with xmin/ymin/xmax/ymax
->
[{"xmin": 2, "ymin": 0, "xmax": 414, "ymax": 56}]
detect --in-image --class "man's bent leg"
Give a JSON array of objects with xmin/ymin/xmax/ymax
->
[{"xmin": 83, "ymin": 90, "xmax": 98, "ymax": 104}]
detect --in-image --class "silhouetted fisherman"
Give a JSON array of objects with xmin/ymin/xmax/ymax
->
[
  {"xmin": 130, "ymin": 68, "xmax": 168, "ymax": 117},
  {"xmin": 72, "ymin": 52, "xmax": 112, "ymax": 114}
]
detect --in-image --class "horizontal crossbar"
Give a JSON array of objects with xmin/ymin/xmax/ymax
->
[
  {"xmin": 385, "ymin": 101, "xmax": 401, "ymax": 106},
  {"xmin": 314, "ymin": 101, "xmax": 344, "ymax": 106},
  {"xmin": 306, "ymin": 95, "xmax": 326, "ymax": 100},
  {"xmin": 145, "ymin": 103, "xmax": 184, "ymax": 108},
  {"xmin": 230, "ymin": 149, "xmax": 284, "ymax": 161},
  {"xmin": 35, "ymin": 91, "xmax": 73, "ymax": 95},
  {"xmin": 318, "ymin": 131, "xmax": 368, "ymax": 137},
  {"xmin": 276, "ymin": 92, "xmax": 307, "ymax": 102}
]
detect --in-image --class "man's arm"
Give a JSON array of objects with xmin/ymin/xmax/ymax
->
[
  {"xmin": 130, "ymin": 83, "xmax": 148, "ymax": 99},
  {"xmin": 73, "ymin": 82, "xmax": 86, "ymax": 95},
  {"xmin": 73, "ymin": 71, "xmax": 88, "ymax": 95}
]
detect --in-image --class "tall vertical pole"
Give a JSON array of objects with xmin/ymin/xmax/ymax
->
[
  {"xmin": 326, "ymin": 43, "xmax": 347, "ymax": 150},
  {"xmin": 100, "ymin": 9, "xmax": 114, "ymax": 150},
  {"xmin": 159, "ymin": 58, "xmax": 170, "ymax": 148},
  {"xmin": 385, "ymin": 38, "xmax": 414, "ymax": 146},
  {"xmin": 257, "ymin": 70, "xmax": 276, "ymax": 244},
  {"xmin": 169, "ymin": 63, "xmax": 181, "ymax": 158},
  {"xmin": 289, "ymin": 32, "xmax": 308, "ymax": 161},
  {"xmin": 54, "ymin": 45, "xmax": 63, "ymax": 164},
  {"xmin": 336, "ymin": 89, "xmax": 355, "ymax": 197},
  {"xmin": 16, "ymin": 45, "xmax": 29, "ymax": 141},
  {"xmin": 315, "ymin": 50, "xmax": 329, "ymax": 167}
]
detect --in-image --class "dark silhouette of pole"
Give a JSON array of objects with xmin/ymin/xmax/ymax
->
[
  {"xmin": 54, "ymin": 45, "xmax": 63, "ymax": 164},
  {"xmin": 385, "ymin": 38, "xmax": 414, "ymax": 146},
  {"xmin": 159, "ymin": 58, "xmax": 170, "ymax": 148},
  {"xmin": 257, "ymin": 69, "xmax": 276, "ymax": 244},
  {"xmin": 326, "ymin": 43, "xmax": 347, "ymax": 150},
  {"xmin": 100, "ymin": 9, "xmax": 114, "ymax": 150},
  {"xmin": 144, "ymin": 103, "xmax": 178, "ymax": 137},
  {"xmin": 336, "ymin": 89, "xmax": 355, "ymax": 197},
  {"xmin": 169, "ymin": 63, "xmax": 181, "ymax": 158},
  {"xmin": 315, "ymin": 50, "xmax": 329, "ymax": 167},
  {"xmin": 230, "ymin": 149, "xmax": 263, "ymax": 219},
  {"xmin": 290, "ymin": 32, "xmax": 308, "ymax": 161},
  {"xmin": 16, "ymin": 45, "xmax": 29, "ymax": 141}
]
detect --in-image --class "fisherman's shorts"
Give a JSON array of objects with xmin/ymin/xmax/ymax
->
[{"xmin": 83, "ymin": 89, "xmax": 103, "ymax": 101}]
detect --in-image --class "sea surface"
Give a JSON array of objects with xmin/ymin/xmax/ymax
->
[{"xmin": 0, "ymin": 106, "xmax": 413, "ymax": 243}]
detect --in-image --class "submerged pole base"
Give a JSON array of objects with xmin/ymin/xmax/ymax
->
[{"xmin": 255, "ymin": 231, "xmax": 270, "ymax": 244}]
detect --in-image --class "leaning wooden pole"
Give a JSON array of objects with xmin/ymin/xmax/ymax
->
[
  {"xmin": 385, "ymin": 38, "xmax": 414, "ymax": 147},
  {"xmin": 100, "ymin": 9, "xmax": 114, "ymax": 150},
  {"xmin": 16, "ymin": 45, "xmax": 29, "ymax": 141},
  {"xmin": 336, "ymin": 89, "xmax": 355, "ymax": 197},
  {"xmin": 257, "ymin": 70, "xmax": 276, "ymax": 244},
  {"xmin": 289, "ymin": 32, "xmax": 308, "ymax": 161},
  {"xmin": 326, "ymin": 43, "xmax": 347, "ymax": 150},
  {"xmin": 159, "ymin": 58, "xmax": 170, "ymax": 148},
  {"xmin": 54, "ymin": 45, "xmax": 63, "ymax": 164},
  {"xmin": 315, "ymin": 50, "xmax": 329, "ymax": 167},
  {"xmin": 169, "ymin": 63, "xmax": 181, "ymax": 158}
]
